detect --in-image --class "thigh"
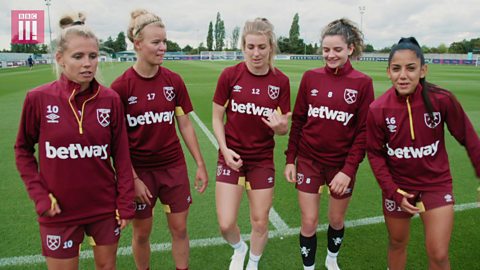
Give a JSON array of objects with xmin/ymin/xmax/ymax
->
[
  {"xmin": 216, "ymin": 181, "xmax": 244, "ymax": 225},
  {"xmin": 166, "ymin": 209, "xmax": 189, "ymax": 233},
  {"xmin": 295, "ymin": 156, "xmax": 324, "ymax": 194},
  {"xmin": 39, "ymin": 224, "xmax": 85, "ymax": 259},
  {"xmin": 92, "ymin": 243, "xmax": 118, "ymax": 268},
  {"xmin": 420, "ymin": 205, "xmax": 454, "ymax": 251},
  {"xmin": 298, "ymin": 190, "xmax": 320, "ymax": 221},
  {"xmin": 328, "ymin": 196, "xmax": 351, "ymax": 223},
  {"xmin": 246, "ymin": 187, "xmax": 273, "ymax": 222},
  {"xmin": 157, "ymin": 165, "xmax": 192, "ymax": 214},
  {"xmin": 385, "ymin": 215, "xmax": 411, "ymax": 243},
  {"xmin": 45, "ymin": 257, "xmax": 79, "ymax": 270}
]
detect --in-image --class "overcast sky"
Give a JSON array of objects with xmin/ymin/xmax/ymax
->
[{"xmin": 2, "ymin": 0, "xmax": 479, "ymax": 51}]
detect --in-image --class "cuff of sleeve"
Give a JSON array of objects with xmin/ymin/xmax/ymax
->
[
  {"xmin": 393, "ymin": 190, "xmax": 405, "ymax": 205},
  {"xmin": 35, "ymin": 197, "xmax": 51, "ymax": 216},
  {"xmin": 285, "ymin": 153, "xmax": 296, "ymax": 164},
  {"xmin": 340, "ymin": 166, "xmax": 356, "ymax": 180},
  {"xmin": 117, "ymin": 202, "xmax": 136, "ymax": 220}
]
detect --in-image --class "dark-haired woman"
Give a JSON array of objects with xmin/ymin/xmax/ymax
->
[
  {"xmin": 366, "ymin": 37, "xmax": 480, "ymax": 270},
  {"xmin": 284, "ymin": 18, "xmax": 374, "ymax": 270}
]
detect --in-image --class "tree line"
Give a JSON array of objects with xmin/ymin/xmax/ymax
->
[{"xmin": 5, "ymin": 13, "xmax": 480, "ymax": 55}]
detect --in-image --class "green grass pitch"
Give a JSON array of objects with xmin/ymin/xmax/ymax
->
[{"xmin": 0, "ymin": 60, "xmax": 479, "ymax": 269}]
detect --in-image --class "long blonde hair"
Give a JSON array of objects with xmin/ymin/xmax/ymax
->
[{"xmin": 241, "ymin": 18, "xmax": 277, "ymax": 70}]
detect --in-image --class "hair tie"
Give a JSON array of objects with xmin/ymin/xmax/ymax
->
[{"xmin": 72, "ymin": 21, "xmax": 84, "ymax": 26}]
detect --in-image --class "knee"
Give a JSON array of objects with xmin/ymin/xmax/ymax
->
[
  {"xmin": 132, "ymin": 227, "xmax": 151, "ymax": 244},
  {"xmin": 170, "ymin": 224, "xmax": 188, "ymax": 240},
  {"xmin": 388, "ymin": 235, "xmax": 409, "ymax": 251},
  {"xmin": 328, "ymin": 214, "xmax": 344, "ymax": 229},
  {"xmin": 426, "ymin": 246, "xmax": 449, "ymax": 266},
  {"xmin": 250, "ymin": 217, "xmax": 268, "ymax": 235},
  {"xmin": 218, "ymin": 220, "xmax": 237, "ymax": 236},
  {"xmin": 95, "ymin": 261, "xmax": 116, "ymax": 270},
  {"xmin": 301, "ymin": 216, "xmax": 318, "ymax": 235}
]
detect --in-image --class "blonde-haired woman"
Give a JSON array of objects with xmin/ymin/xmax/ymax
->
[
  {"xmin": 212, "ymin": 18, "xmax": 291, "ymax": 270},
  {"xmin": 15, "ymin": 12, "xmax": 135, "ymax": 270},
  {"xmin": 111, "ymin": 9, "xmax": 208, "ymax": 270}
]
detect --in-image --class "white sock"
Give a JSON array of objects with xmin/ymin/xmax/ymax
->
[
  {"xmin": 230, "ymin": 239, "xmax": 247, "ymax": 253},
  {"xmin": 304, "ymin": 264, "xmax": 315, "ymax": 270},
  {"xmin": 327, "ymin": 249, "xmax": 339, "ymax": 258},
  {"xmin": 247, "ymin": 251, "xmax": 261, "ymax": 268}
]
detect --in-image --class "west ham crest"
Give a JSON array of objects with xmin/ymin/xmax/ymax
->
[
  {"xmin": 97, "ymin": 108, "xmax": 111, "ymax": 127},
  {"xmin": 46, "ymin": 235, "xmax": 61, "ymax": 251},
  {"xmin": 384, "ymin": 199, "xmax": 396, "ymax": 212},
  {"xmin": 296, "ymin": 173, "xmax": 304, "ymax": 185},
  {"xmin": 268, "ymin": 85, "xmax": 280, "ymax": 100},
  {"xmin": 424, "ymin": 112, "xmax": 441, "ymax": 128},
  {"xmin": 164, "ymin": 86, "xmax": 175, "ymax": 101},
  {"xmin": 344, "ymin": 88, "xmax": 358, "ymax": 104}
]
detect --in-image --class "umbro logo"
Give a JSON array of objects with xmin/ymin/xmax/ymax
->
[
  {"xmin": 46, "ymin": 113, "xmax": 60, "ymax": 123},
  {"xmin": 310, "ymin": 89, "xmax": 318, "ymax": 96},
  {"xmin": 128, "ymin": 96, "xmax": 138, "ymax": 105},
  {"xmin": 233, "ymin": 85, "xmax": 242, "ymax": 92}
]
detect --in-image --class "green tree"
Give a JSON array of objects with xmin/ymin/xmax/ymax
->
[
  {"xmin": 437, "ymin": 43, "xmax": 448, "ymax": 54},
  {"xmin": 449, "ymin": 41, "xmax": 467, "ymax": 53},
  {"xmin": 231, "ymin": 26, "xmax": 240, "ymax": 50},
  {"xmin": 364, "ymin": 44, "xmax": 374, "ymax": 53},
  {"xmin": 166, "ymin": 40, "xmax": 181, "ymax": 52},
  {"xmin": 183, "ymin": 44, "xmax": 193, "ymax": 54},
  {"xmin": 277, "ymin": 36, "xmax": 290, "ymax": 53},
  {"xmin": 288, "ymin": 13, "xmax": 301, "ymax": 53},
  {"xmin": 114, "ymin": 32, "xmax": 127, "ymax": 52},
  {"xmin": 207, "ymin": 22, "xmax": 213, "ymax": 51},
  {"xmin": 214, "ymin": 12, "xmax": 226, "ymax": 51}
]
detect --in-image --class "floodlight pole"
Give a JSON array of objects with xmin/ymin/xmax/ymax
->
[
  {"xmin": 44, "ymin": 0, "xmax": 52, "ymax": 49},
  {"xmin": 359, "ymin": 6, "xmax": 366, "ymax": 33}
]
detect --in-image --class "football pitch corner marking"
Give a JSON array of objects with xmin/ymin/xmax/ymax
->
[
  {"xmin": 0, "ymin": 203, "xmax": 478, "ymax": 267},
  {"xmin": 190, "ymin": 111, "xmax": 289, "ymax": 231}
]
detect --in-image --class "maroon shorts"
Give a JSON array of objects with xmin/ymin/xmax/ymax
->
[
  {"xmin": 135, "ymin": 164, "xmax": 192, "ymax": 217},
  {"xmin": 216, "ymin": 158, "xmax": 275, "ymax": 190},
  {"xmin": 39, "ymin": 217, "xmax": 120, "ymax": 259},
  {"xmin": 295, "ymin": 156, "xmax": 355, "ymax": 199},
  {"xmin": 383, "ymin": 189, "xmax": 455, "ymax": 218}
]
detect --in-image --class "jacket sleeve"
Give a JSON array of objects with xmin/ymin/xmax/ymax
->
[
  {"xmin": 110, "ymin": 95, "xmax": 135, "ymax": 219},
  {"xmin": 341, "ymin": 78, "xmax": 375, "ymax": 178},
  {"xmin": 285, "ymin": 72, "xmax": 308, "ymax": 164},
  {"xmin": 14, "ymin": 92, "xmax": 51, "ymax": 216},
  {"xmin": 443, "ymin": 94, "xmax": 480, "ymax": 178},
  {"xmin": 366, "ymin": 106, "xmax": 403, "ymax": 204}
]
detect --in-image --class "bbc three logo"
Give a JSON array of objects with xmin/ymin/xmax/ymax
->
[{"xmin": 11, "ymin": 10, "xmax": 44, "ymax": 44}]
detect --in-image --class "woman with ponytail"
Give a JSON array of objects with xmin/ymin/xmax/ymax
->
[
  {"xmin": 367, "ymin": 37, "xmax": 480, "ymax": 270},
  {"xmin": 284, "ymin": 18, "xmax": 374, "ymax": 270},
  {"xmin": 14, "ymin": 12, "xmax": 135, "ymax": 270},
  {"xmin": 111, "ymin": 9, "xmax": 208, "ymax": 270}
]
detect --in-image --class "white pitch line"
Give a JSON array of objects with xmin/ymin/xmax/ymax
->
[
  {"xmin": 1, "ymin": 202, "xmax": 477, "ymax": 267},
  {"xmin": 190, "ymin": 111, "xmax": 290, "ymax": 231}
]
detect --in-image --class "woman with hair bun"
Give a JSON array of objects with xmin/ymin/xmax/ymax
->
[
  {"xmin": 111, "ymin": 9, "xmax": 208, "ymax": 270},
  {"xmin": 14, "ymin": 12, "xmax": 135, "ymax": 270},
  {"xmin": 212, "ymin": 17, "xmax": 291, "ymax": 270},
  {"xmin": 284, "ymin": 18, "xmax": 374, "ymax": 270},
  {"xmin": 367, "ymin": 37, "xmax": 480, "ymax": 270}
]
